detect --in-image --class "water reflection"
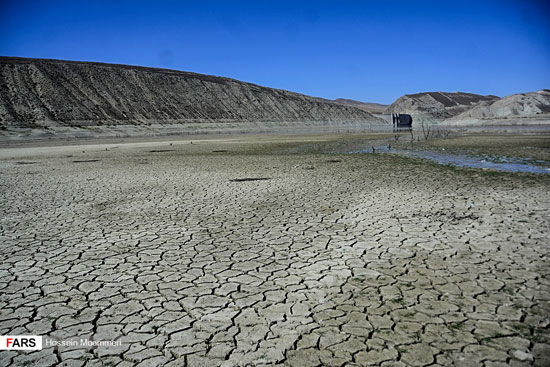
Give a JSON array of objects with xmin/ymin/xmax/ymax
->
[{"xmin": 353, "ymin": 146, "xmax": 550, "ymax": 175}]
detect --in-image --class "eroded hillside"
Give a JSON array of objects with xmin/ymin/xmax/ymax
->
[
  {"xmin": 450, "ymin": 90, "xmax": 550, "ymax": 121},
  {"xmin": 0, "ymin": 57, "xmax": 381, "ymax": 128},
  {"xmin": 385, "ymin": 91, "xmax": 500, "ymax": 122}
]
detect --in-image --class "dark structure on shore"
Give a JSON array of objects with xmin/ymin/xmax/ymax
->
[{"xmin": 392, "ymin": 113, "xmax": 413, "ymax": 132}]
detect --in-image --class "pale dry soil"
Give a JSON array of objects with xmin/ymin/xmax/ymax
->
[{"xmin": 0, "ymin": 134, "xmax": 549, "ymax": 367}]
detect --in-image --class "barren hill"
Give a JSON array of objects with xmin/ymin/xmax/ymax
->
[
  {"xmin": 0, "ymin": 57, "xmax": 382, "ymax": 129},
  {"xmin": 332, "ymin": 98, "xmax": 388, "ymax": 114},
  {"xmin": 449, "ymin": 90, "xmax": 550, "ymax": 122},
  {"xmin": 385, "ymin": 91, "xmax": 500, "ymax": 122}
]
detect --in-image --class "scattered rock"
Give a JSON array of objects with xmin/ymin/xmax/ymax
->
[{"xmin": 513, "ymin": 350, "xmax": 534, "ymax": 362}]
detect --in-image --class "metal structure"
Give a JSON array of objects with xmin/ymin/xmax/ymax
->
[{"xmin": 392, "ymin": 113, "xmax": 413, "ymax": 132}]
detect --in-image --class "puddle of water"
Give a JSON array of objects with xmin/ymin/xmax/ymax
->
[{"xmin": 352, "ymin": 146, "xmax": 550, "ymax": 175}]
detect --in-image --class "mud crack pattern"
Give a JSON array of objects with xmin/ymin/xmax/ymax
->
[{"xmin": 0, "ymin": 140, "xmax": 549, "ymax": 366}]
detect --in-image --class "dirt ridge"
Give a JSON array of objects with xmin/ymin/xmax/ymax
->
[{"xmin": 0, "ymin": 57, "xmax": 382, "ymax": 128}]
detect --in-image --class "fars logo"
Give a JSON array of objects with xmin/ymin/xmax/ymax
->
[{"xmin": 0, "ymin": 336, "xmax": 42, "ymax": 350}]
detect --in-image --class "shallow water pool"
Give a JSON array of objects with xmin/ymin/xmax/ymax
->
[{"xmin": 353, "ymin": 146, "xmax": 550, "ymax": 175}]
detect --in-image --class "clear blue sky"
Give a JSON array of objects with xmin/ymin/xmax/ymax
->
[{"xmin": 1, "ymin": 0, "xmax": 549, "ymax": 104}]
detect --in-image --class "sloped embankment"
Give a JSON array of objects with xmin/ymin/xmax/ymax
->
[{"xmin": 0, "ymin": 57, "xmax": 383, "ymax": 129}]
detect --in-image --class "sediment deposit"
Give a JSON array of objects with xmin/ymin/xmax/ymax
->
[{"xmin": 1, "ymin": 135, "xmax": 549, "ymax": 366}]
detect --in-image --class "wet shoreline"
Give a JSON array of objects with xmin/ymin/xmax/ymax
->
[{"xmin": 352, "ymin": 145, "xmax": 550, "ymax": 175}]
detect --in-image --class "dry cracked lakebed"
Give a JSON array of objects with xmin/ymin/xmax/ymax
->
[{"xmin": 0, "ymin": 134, "xmax": 549, "ymax": 367}]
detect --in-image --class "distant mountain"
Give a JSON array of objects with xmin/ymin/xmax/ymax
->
[
  {"xmin": 0, "ymin": 57, "xmax": 383, "ymax": 129},
  {"xmin": 385, "ymin": 91, "xmax": 500, "ymax": 122},
  {"xmin": 332, "ymin": 98, "xmax": 388, "ymax": 114},
  {"xmin": 449, "ymin": 90, "xmax": 550, "ymax": 122}
]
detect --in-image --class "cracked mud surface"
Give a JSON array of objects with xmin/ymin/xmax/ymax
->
[{"xmin": 1, "ymin": 135, "xmax": 549, "ymax": 366}]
